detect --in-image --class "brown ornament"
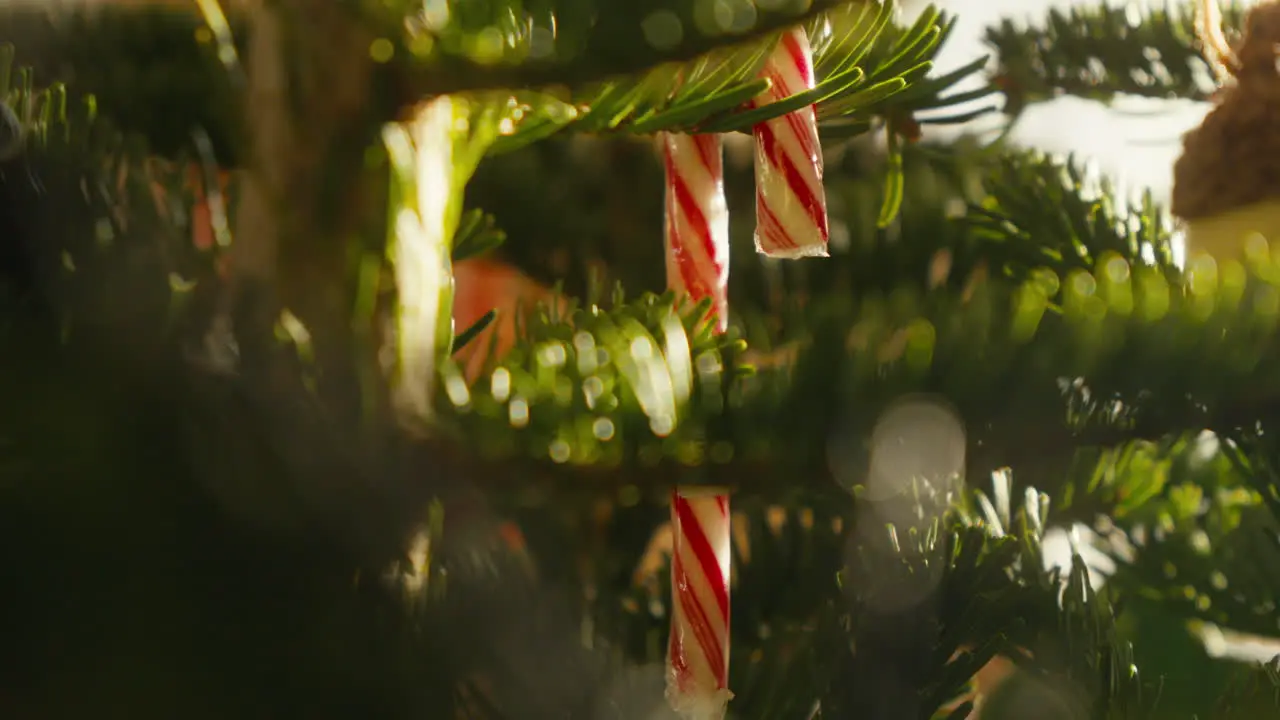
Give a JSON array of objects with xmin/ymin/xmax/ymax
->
[{"xmin": 1172, "ymin": 0, "xmax": 1280, "ymax": 262}]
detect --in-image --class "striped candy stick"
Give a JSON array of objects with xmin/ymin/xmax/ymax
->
[
  {"xmin": 751, "ymin": 26, "xmax": 829, "ymax": 258},
  {"xmin": 661, "ymin": 132, "xmax": 730, "ymax": 332},
  {"xmin": 667, "ymin": 488, "xmax": 733, "ymax": 720},
  {"xmin": 660, "ymin": 131, "xmax": 733, "ymax": 718}
]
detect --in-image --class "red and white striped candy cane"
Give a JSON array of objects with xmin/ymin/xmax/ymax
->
[
  {"xmin": 751, "ymin": 26, "xmax": 829, "ymax": 259},
  {"xmin": 661, "ymin": 132, "xmax": 730, "ymax": 332},
  {"xmin": 667, "ymin": 488, "xmax": 733, "ymax": 719},
  {"xmin": 660, "ymin": 130, "xmax": 734, "ymax": 718}
]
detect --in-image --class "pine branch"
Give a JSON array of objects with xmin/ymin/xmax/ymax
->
[
  {"xmin": 482, "ymin": 2, "xmax": 997, "ymax": 153},
  {"xmin": 8, "ymin": 0, "xmax": 863, "ymax": 150},
  {"xmin": 967, "ymin": 152, "xmax": 1179, "ymax": 283},
  {"xmin": 0, "ymin": 6, "xmax": 244, "ymax": 162},
  {"xmin": 438, "ymin": 147, "xmax": 1268, "ymax": 507},
  {"xmin": 1062, "ymin": 435, "xmax": 1280, "ymax": 646},
  {"xmin": 1213, "ymin": 658, "xmax": 1280, "ymax": 718},
  {"xmin": 576, "ymin": 477, "xmax": 1158, "ymax": 717},
  {"xmin": 0, "ymin": 1, "xmax": 882, "ymax": 164},
  {"xmin": 1, "ymin": 49, "xmax": 209, "ymax": 335},
  {"xmin": 986, "ymin": 1, "xmax": 1250, "ymax": 111},
  {"xmin": 441, "ymin": 258, "xmax": 1280, "ymax": 504},
  {"xmin": 574, "ymin": 486, "xmax": 1046, "ymax": 717},
  {"xmin": 380, "ymin": 0, "xmax": 856, "ymax": 102}
]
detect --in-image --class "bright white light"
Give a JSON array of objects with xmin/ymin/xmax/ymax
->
[{"xmin": 864, "ymin": 395, "xmax": 966, "ymax": 501}]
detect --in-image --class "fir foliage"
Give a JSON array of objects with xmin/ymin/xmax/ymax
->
[
  {"xmin": 986, "ymin": 1, "xmax": 1249, "ymax": 111},
  {"xmin": 3, "ymin": 1, "xmax": 1280, "ymax": 718}
]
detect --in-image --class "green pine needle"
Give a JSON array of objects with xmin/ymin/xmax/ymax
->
[
  {"xmin": 482, "ymin": 2, "xmax": 996, "ymax": 146},
  {"xmin": 986, "ymin": 1, "xmax": 1250, "ymax": 111},
  {"xmin": 452, "ymin": 309, "xmax": 499, "ymax": 355}
]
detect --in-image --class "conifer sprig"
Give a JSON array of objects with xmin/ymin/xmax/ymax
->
[
  {"xmin": 487, "ymin": 2, "xmax": 998, "ymax": 154},
  {"xmin": 986, "ymin": 1, "xmax": 1249, "ymax": 112}
]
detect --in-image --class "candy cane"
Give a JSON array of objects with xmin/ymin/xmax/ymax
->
[
  {"xmin": 662, "ymin": 132, "xmax": 730, "ymax": 332},
  {"xmin": 751, "ymin": 26, "xmax": 829, "ymax": 259},
  {"xmin": 660, "ymin": 130, "xmax": 734, "ymax": 719},
  {"xmin": 667, "ymin": 487, "xmax": 733, "ymax": 720}
]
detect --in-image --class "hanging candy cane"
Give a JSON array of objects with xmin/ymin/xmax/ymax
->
[
  {"xmin": 660, "ymin": 130, "xmax": 734, "ymax": 719},
  {"xmin": 661, "ymin": 132, "xmax": 730, "ymax": 332},
  {"xmin": 667, "ymin": 488, "xmax": 733, "ymax": 720},
  {"xmin": 751, "ymin": 26, "xmax": 829, "ymax": 258}
]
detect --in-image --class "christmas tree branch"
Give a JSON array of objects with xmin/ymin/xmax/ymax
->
[
  {"xmin": 437, "ymin": 148, "xmax": 1249, "ymax": 508},
  {"xmin": 1213, "ymin": 658, "xmax": 1280, "ymax": 717},
  {"xmin": 439, "ymin": 263, "xmax": 1280, "ymax": 509},
  {"xmin": 441, "ymin": 372, "xmax": 1280, "ymax": 509},
  {"xmin": 379, "ymin": 0, "xmax": 856, "ymax": 104},
  {"xmin": 8, "ymin": 1, "xmax": 994, "ymax": 167},
  {"xmin": 477, "ymin": 3, "xmax": 997, "ymax": 144},
  {"xmin": 986, "ymin": 1, "xmax": 1250, "ymax": 112}
]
